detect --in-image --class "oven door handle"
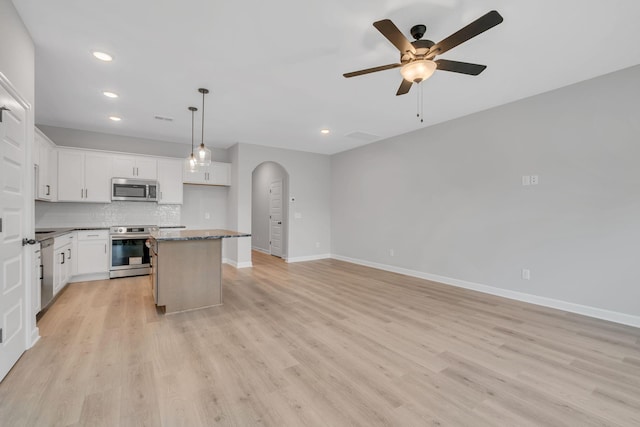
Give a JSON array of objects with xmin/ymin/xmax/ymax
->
[{"xmin": 110, "ymin": 235, "xmax": 150, "ymax": 241}]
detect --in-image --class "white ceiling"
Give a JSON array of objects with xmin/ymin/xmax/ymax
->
[{"xmin": 12, "ymin": 0, "xmax": 640, "ymax": 155}]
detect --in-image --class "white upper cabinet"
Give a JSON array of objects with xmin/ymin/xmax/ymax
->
[
  {"xmin": 112, "ymin": 155, "xmax": 157, "ymax": 180},
  {"xmin": 58, "ymin": 149, "xmax": 113, "ymax": 202},
  {"xmin": 183, "ymin": 161, "xmax": 231, "ymax": 186},
  {"xmin": 157, "ymin": 158, "xmax": 183, "ymax": 204},
  {"xmin": 34, "ymin": 128, "xmax": 57, "ymax": 201}
]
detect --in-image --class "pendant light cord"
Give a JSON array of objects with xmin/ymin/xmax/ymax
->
[{"xmin": 188, "ymin": 106, "xmax": 197, "ymax": 155}]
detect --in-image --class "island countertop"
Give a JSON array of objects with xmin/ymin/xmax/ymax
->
[{"xmin": 150, "ymin": 228, "xmax": 250, "ymax": 241}]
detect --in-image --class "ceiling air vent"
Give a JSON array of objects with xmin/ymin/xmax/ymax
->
[
  {"xmin": 154, "ymin": 115, "xmax": 174, "ymax": 122},
  {"xmin": 344, "ymin": 131, "xmax": 379, "ymax": 142}
]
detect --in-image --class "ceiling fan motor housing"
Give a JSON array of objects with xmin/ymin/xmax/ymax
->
[{"xmin": 410, "ymin": 24, "xmax": 427, "ymax": 40}]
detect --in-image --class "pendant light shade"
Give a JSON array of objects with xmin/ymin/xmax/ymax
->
[
  {"xmin": 197, "ymin": 88, "xmax": 212, "ymax": 167},
  {"xmin": 185, "ymin": 106, "xmax": 199, "ymax": 173}
]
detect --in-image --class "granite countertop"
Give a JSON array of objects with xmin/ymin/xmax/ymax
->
[
  {"xmin": 34, "ymin": 225, "xmax": 186, "ymax": 242},
  {"xmin": 150, "ymin": 229, "xmax": 251, "ymax": 241},
  {"xmin": 35, "ymin": 228, "xmax": 83, "ymax": 241}
]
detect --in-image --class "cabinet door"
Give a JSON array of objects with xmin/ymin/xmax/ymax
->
[
  {"xmin": 210, "ymin": 162, "xmax": 231, "ymax": 186},
  {"xmin": 53, "ymin": 247, "xmax": 68, "ymax": 295},
  {"xmin": 58, "ymin": 150, "xmax": 85, "ymax": 201},
  {"xmin": 84, "ymin": 153, "xmax": 112, "ymax": 202},
  {"xmin": 157, "ymin": 159, "xmax": 183, "ymax": 204},
  {"xmin": 112, "ymin": 156, "xmax": 136, "ymax": 178},
  {"xmin": 182, "ymin": 161, "xmax": 207, "ymax": 184},
  {"xmin": 47, "ymin": 146, "xmax": 58, "ymax": 201},
  {"xmin": 135, "ymin": 158, "xmax": 157, "ymax": 180},
  {"xmin": 77, "ymin": 240, "xmax": 109, "ymax": 274}
]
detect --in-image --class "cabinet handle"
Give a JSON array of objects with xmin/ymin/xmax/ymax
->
[
  {"xmin": 80, "ymin": 188, "xmax": 84, "ymax": 198},
  {"xmin": 61, "ymin": 252, "xmax": 65, "ymax": 264},
  {"xmin": 87, "ymin": 234, "xmax": 99, "ymax": 237},
  {"xmin": 85, "ymin": 188, "xmax": 88, "ymax": 198},
  {"xmin": 104, "ymin": 244, "xmax": 107, "ymax": 254},
  {"xmin": 133, "ymin": 166, "xmax": 136, "ymax": 176},
  {"xmin": 68, "ymin": 248, "xmax": 71, "ymax": 259},
  {"xmin": 46, "ymin": 185, "xmax": 50, "ymax": 196}
]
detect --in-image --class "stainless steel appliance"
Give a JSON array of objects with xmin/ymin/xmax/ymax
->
[
  {"xmin": 40, "ymin": 238, "xmax": 54, "ymax": 310},
  {"xmin": 109, "ymin": 225, "xmax": 153, "ymax": 278},
  {"xmin": 111, "ymin": 178, "xmax": 159, "ymax": 202}
]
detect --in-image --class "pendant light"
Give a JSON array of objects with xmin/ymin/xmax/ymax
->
[
  {"xmin": 196, "ymin": 88, "xmax": 212, "ymax": 166},
  {"xmin": 185, "ymin": 106, "xmax": 198, "ymax": 173}
]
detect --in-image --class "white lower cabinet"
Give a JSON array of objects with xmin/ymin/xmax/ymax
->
[
  {"xmin": 76, "ymin": 230, "xmax": 109, "ymax": 275},
  {"xmin": 53, "ymin": 233, "xmax": 74, "ymax": 295}
]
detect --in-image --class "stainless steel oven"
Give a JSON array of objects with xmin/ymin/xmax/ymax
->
[{"xmin": 109, "ymin": 225, "xmax": 152, "ymax": 278}]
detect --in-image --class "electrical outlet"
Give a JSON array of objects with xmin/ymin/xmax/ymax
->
[
  {"xmin": 522, "ymin": 175, "xmax": 531, "ymax": 186},
  {"xmin": 521, "ymin": 269, "xmax": 531, "ymax": 280},
  {"xmin": 530, "ymin": 175, "xmax": 539, "ymax": 185},
  {"xmin": 204, "ymin": 212, "xmax": 210, "ymax": 219},
  {"xmin": 315, "ymin": 242, "xmax": 320, "ymax": 248},
  {"xmin": 294, "ymin": 212, "xmax": 302, "ymax": 219},
  {"xmin": 390, "ymin": 249, "xmax": 395, "ymax": 257}
]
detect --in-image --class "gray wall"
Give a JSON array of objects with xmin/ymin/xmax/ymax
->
[
  {"xmin": 0, "ymin": 0, "xmax": 34, "ymax": 105},
  {"xmin": 251, "ymin": 161, "xmax": 289, "ymax": 254},
  {"xmin": 331, "ymin": 65, "xmax": 640, "ymax": 317},
  {"xmin": 226, "ymin": 143, "xmax": 331, "ymax": 265},
  {"xmin": 182, "ymin": 185, "xmax": 228, "ymax": 229},
  {"xmin": 37, "ymin": 125, "xmax": 229, "ymax": 161}
]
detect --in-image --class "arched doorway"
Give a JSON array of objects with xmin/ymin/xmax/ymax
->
[{"xmin": 251, "ymin": 162, "xmax": 289, "ymax": 259}]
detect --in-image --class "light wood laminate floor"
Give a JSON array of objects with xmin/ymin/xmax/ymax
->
[{"xmin": 1, "ymin": 251, "xmax": 639, "ymax": 426}]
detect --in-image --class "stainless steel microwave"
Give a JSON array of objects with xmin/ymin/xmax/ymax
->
[{"xmin": 111, "ymin": 178, "xmax": 159, "ymax": 202}]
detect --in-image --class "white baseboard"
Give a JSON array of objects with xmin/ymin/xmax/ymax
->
[
  {"xmin": 30, "ymin": 327, "xmax": 40, "ymax": 348},
  {"xmin": 69, "ymin": 272, "xmax": 110, "ymax": 283},
  {"xmin": 286, "ymin": 254, "xmax": 331, "ymax": 263},
  {"xmin": 223, "ymin": 258, "xmax": 253, "ymax": 269},
  {"xmin": 331, "ymin": 254, "xmax": 640, "ymax": 328},
  {"xmin": 251, "ymin": 246, "xmax": 270, "ymax": 255}
]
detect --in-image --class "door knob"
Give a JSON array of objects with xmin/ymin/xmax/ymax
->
[{"xmin": 22, "ymin": 238, "xmax": 37, "ymax": 246}]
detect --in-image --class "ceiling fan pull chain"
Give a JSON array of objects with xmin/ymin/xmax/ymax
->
[
  {"xmin": 420, "ymin": 84, "xmax": 424, "ymax": 123},
  {"xmin": 416, "ymin": 83, "xmax": 424, "ymax": 123}
]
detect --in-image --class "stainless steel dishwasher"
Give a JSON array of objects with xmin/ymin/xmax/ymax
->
[{"xmin": 40, "ymin": 238, "xmax": 55, "ymax": 311}]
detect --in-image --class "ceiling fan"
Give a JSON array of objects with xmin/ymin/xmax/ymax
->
[{"xmin": 344, "ymin": 10, "xmax": 504, "ymax": 96}]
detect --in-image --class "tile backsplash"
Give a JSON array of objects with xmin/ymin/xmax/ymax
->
[{"xmin": 35, "ymin": 201, "xmax": 181, "ymax": 228}]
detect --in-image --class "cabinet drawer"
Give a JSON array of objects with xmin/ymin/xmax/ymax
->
[
  {"xmin": 77, "ymin": 230, "xmax": 109, "ymax": 240},
  {"xmin": 54, "ymin": 232, "xmax": 74, "ymax": 249}
]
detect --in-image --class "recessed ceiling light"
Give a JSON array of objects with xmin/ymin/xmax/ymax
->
[
  {"xmin": 320, "ymin": 129, "xmax": 330, "ymax": 134},
  {"xmin": 92, "ymin": 51, "xmax": 113, "ymax": 62},
  {"xmin": 108, "ymin": 116, "xmax": 122, "ymax": 122},
  {"xmin": 102, "ymin": 91, "xmax": 118, "ymax": 98}
]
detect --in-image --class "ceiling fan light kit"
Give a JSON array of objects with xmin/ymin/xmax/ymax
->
[
  {"xmin": 343, "ymin": 10, "xmax": 504, "ymax": 95},
  {"xmin": 400, "ymin": 60, "xmax": 437, "ymax": 83}
]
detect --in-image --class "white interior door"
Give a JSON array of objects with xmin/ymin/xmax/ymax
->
[
  {"xmin": 269, "ymin": 179, "xmax": 283, "ymax": 258},
  {"xmin": 0, "ymin": 86, "xmax": 28, "ymax": 382}
]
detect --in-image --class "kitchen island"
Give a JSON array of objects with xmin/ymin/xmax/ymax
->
[{"xmin": 148, "ymin": 229, "xmax": 250, "ymax": 314}]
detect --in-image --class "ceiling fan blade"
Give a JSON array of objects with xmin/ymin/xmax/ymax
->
[
  {"xmin": 396, "ymin": 79, "xmax": 413, "ymax": 96},
  {"xmin": 373, "ymin": 19, "xmax": 416, "ymax": 54},
  {"xmin": 428, "ymin": 10, "xmax": 503, "ymax": 57},
  {"xmin": 435, "ymin": 59, "xmax": 487, "ymax": 75},
  {"xmin": 343, "ymin": 63, "xmax": 402, "ymax": 78}
]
